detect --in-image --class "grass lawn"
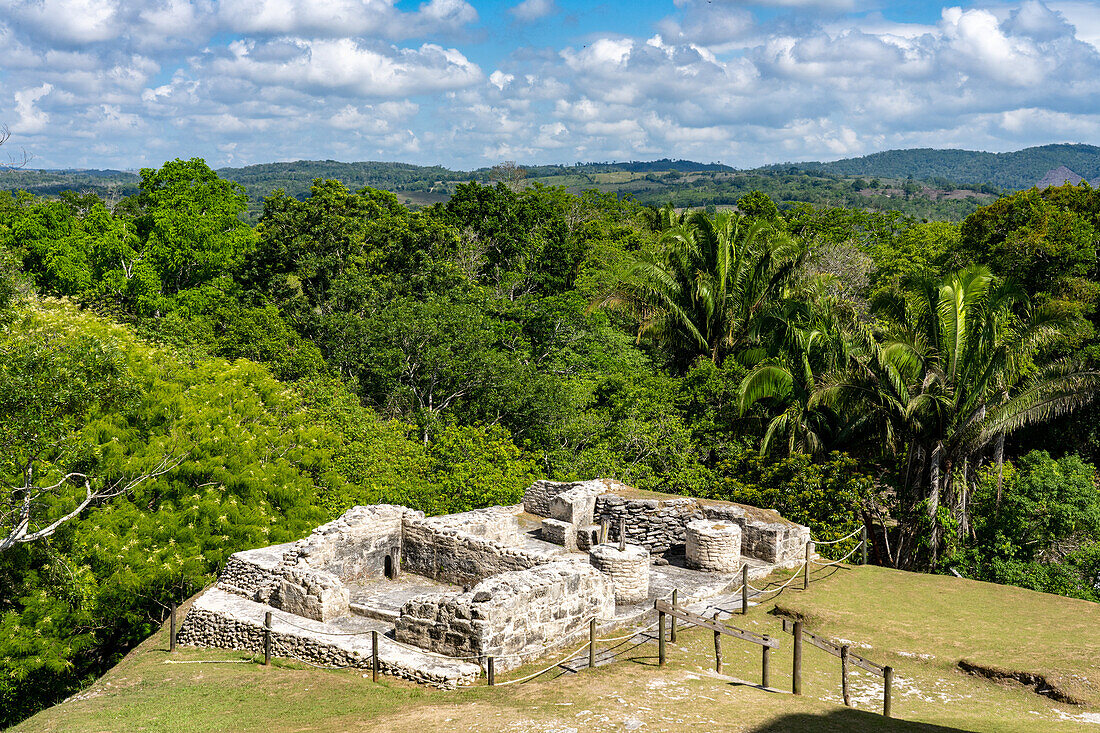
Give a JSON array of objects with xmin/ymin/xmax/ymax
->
[{"xmin": 12, "ymin": 564, "xmax": 1100, "ymax": 733}]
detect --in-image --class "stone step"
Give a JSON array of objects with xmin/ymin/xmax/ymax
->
[{"xmin": 349, "ymin": 602, "xmax": 399, "ymax": 623}]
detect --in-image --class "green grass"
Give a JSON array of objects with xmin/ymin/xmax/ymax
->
[{"xmin": 12, "ymin": 565, "xmax": 1100, "ymax": 733}]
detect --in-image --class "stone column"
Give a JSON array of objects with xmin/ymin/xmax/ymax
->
[
  {"xmin": 685, "ymin": 519, "xmax": 742, "ymax": 572},
  {"xmin": 588, "ymin": 543, "xmax": 650, "ymax": 604}
]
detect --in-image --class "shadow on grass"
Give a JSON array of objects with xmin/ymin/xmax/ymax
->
[{"xmin": 747, "ymin": 708, "xmax": 979, "ymax": 733}]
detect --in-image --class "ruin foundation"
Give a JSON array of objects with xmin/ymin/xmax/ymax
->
[{"xmin": 179, "ymin": 478, "xmax": 811, "ymax": 685}]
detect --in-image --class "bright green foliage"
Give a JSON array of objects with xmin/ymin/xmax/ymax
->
[
  {"xmin": 736, "ymin": 190, "xmax": 781, "ymax": 221},
  {"xmin": 705, "ymin": 450, "xmax": 870, "ymax": 558},
  {"xmin": 594, "ymin": 210, "xmax": 804, "ymax": 369},
  {"xmin": 955, "ymin": 451, "xmax": 1100, "ymax": 601},
  {"xmin": 863, "ymin": 220, "xmax": 958, "ymax": 295},
  {"xmin": 129, "ymin": 159, "xmax": 256, "ymax": 314},
  {"xmin": 3, "ymin": 194, "xmax": 139, "ymax": 302},
  {"xmin": 958, "ymin": 184, "xmax": 1099, "ymax": 309},
  {"xmin": 0, "ymin": 302, "xmax": 338, "ymax": 724},
  {"xmin": 821, "ymin": 265, "xmax": 1098, "ymax": 566}
]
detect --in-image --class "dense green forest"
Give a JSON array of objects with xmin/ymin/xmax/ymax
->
[
  {"xmin": 788, "ymin": 143, "xmax": 1100, "ymax": 189},
  {"xmin": 3, "ymin": 160, "xmax": 1100, "ymax": 726}
]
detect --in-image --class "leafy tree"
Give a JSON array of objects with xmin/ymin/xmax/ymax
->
[
  {"xmin": 593, "ymin": 210, "xmax": 804, "ymax": 369},
  {"xmin": 822, "ymin": 266, "xmax": 1099, "ymax": 567},
  {"xmin": 128, "ymin": 158, "xmax": 256, "ymax": 315}
]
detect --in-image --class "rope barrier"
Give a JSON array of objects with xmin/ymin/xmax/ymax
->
[
  {"xmin": 747, "ymin": 561, "xmax": 808, "ymax": 596},
  {"xmin": 494, "ymin": 640, "xmax": 593, "ymax": 686},
  {"xmin": 811, "ymin": 526, "xmax": 864, "ymax": 545},
  {"xmin": 810, "ymin": 541, "xmax": 863, "ymax": 567},
  {"xmin": 271, "ymin": 613, "xmax": 378, "ymax": 637},
  {"xmin": 595, "ymin": 618, "xmax": 660, "ymax": 643}
]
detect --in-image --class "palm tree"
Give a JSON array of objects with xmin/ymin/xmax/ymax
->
[
  {"xmin": 821, "ymin": 265, "xmax": 1099, "ymax": 567},
  {"xmin": 592, "ymin": 210, "xmax": 804, "ymax": 369},
  {"xmin": 738, "ymin": 278, "xmax": 855, "ymax": 456}
]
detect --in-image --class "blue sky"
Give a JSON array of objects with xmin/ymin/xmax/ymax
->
[{"xmin": 2, "ymin": 0, "xmax": 1100, "ymax": 170}]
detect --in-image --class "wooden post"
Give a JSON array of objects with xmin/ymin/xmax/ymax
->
[
  {"xmin": 840, "ymin": 644, "xmax": 851, "ymax": 707},
  {"xmin": 861, "ymin": 526, "xmax": 869, "ymax": 565},
  {"xmin": 712, "ymin": 612, "xmax": 722, "ymax": 674},
  {"xmin": 761, "ymin": 636, "xmax": 770, "ymax": 689},
  {"xmin": 658, "ymin": 611, "xmax": 666, "ymax": 667},
  {"xmin": 169, "ymin": 602, "xmax": 177, "ymax": 653},
  {"xmin": 792, "ymin": 621, "xmax": 803, "ymax": 695},
  {"xmin": 742, "ymin": 564, "xmax": 749, "ymax": 615},
  {"xmin": 488, "ymin": 656, "xmax": 495, "ymax": 686},
  {"xmin": 670, "ymin": 589, "xmax": 677, "ymax": 643},
  {"xmin": 883, "ymin": 665, "xmax": 893, "ymax": 718},
  {"xmin": 803, "ymin": 542, "xmax": 812, "ymax": 590},
  {"xmin": 371, "ymin": 630, "xmax": 379, "ymax": 682},
  {"xmin": 263, "ymin": 611, "xmax": 272, "ymax": 666},
  {"xmin": 600, "ymin": 519, "xmax": 609, "ymax": 544},
  {"xmin": 618, "ymin": 518, "xmax": 627, "ymax": 551},
  {"xmin": 589, "ymin": 618, "xmax": 597, "ymax": 670}
]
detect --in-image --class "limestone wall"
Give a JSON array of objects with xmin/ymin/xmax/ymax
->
[
  {"xmin": 401, "ymin": 515, "xmax": 557, "ymax": 587},
  {"xmin": 423, "ymin": 506, "xmax": 523, "ymax": 545},
  {"xmin": 593, "ymin": 495, "xmax": 698, "ymax": 553},
  {"xmin": 522, "ymin": 479, "xmax": 624, "ymax": 517},
  {"xmin": 591, "ymin": 495, "xmax": 810, "ymax": 564},
  {"xmin": 703, "ymin": 504, "xmax": 809, "ymax": 564},
  {"xmin": 394, "ymin": 561, "xmax": 614, "ymax": 672},
  {"xmin": 178, "ymin": 589, "xmax": 479, "ymax": 688},
  {"xmin": 216, "ymin": 543, "xmax": 295, "ymax": 603},
  {"xmin": 282, "ymin": 504, "xmax": 416, "ymax": 583}
]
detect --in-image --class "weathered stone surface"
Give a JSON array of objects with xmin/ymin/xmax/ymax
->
[
  {"xmin": 540, "ymin": 518, "xmax": 577, "ymax": 550},
  {"xmin": 177, "ymin": 589, "xmax": 479, "ymax": 688},
  {"xmin": 588, "ymin": 543, "xmax": 650, "ymax": 604},
  {"xmin": 402, "ymin": 514, "xmax": 557, "ymax": 587},
  {"xmin": 592, "ymin": 495, "xmax": 697, "ymax": 554},
  {"xmin": 685, "ymin": 519, "xmax": 741, "ymax": 572},
  {"xmin": 282, "ymin": 504, "xmax": 418, "ymax": 583},
  {"xmin": 550, "ymin": 484, "xmax": 602, "ymax": 525},
  {"xmin": 216, "ymin": 542, "xmax": 295, "ymax": 603},
  {"xmin": 424, "ymin": 506, "xmax": 523, "ymax": 545},
  {"xmin": 394, "ymin": 561, "xmax": 614, "ymax": 672},
  {"xmin": 273, "ymin": 566, "xmax": 350, "ymax": 622},
  {"xmin": 703, "ymin": 504, "xmax": 809, "ymax": 564}
]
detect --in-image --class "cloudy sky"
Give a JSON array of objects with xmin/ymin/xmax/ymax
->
[{"xmin": 2, "ymin": 0, "xmax": 1100, "ymax": 170}]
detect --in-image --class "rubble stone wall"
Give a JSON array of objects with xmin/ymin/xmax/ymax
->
[
  {"xmin": 703, "ymin": 505, "xmax": 809, "ymax": 564},
  {"xmin": 394, "ymin": 561, "xmax": 614, "ymax": 672},
  {"xmin": 592, "ymin": 495, "xmax": 698, "ymax": 553},
  {"xmin": 401, "ymin": 515, "xmax": 556, "ymax": 587},
  {"xmin": 282, "ymin": 504, "xmax": 416, "ymax": 583},
  {"xmin": 216, "ymin": 543, "xmax": 294, "ymax": 603},
  {"xmin": 177, "ymin": 589, "xmax": 479, "ymax": 688},
  {"xmin": 424, "ymin": 506, "xmax": 523, "ymax": 545}
]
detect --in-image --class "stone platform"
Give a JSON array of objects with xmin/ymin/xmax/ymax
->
[{"xmin": 178, "ymin": 479, "xmax": 812, "ymax": 687}]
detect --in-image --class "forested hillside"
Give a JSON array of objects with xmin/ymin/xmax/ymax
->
[
  {"xmin": 3, "ymin": 160, "xmax": 1100, "ymax": 726},
  {"xmin": 790, "ymin": 143, "xmax": 1100, "ymax": 189},
  {"xmin": 0, "ymin": 159, "xmax": 996, "ymax": 222}
]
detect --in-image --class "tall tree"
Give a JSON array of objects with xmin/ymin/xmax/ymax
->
[
  {"xmin": 822, "ymin": 266, "xmax": 1099, "ymax": 567},
  {"xmin": 593, "ymin": 210, "xmax": 803, "ymax": 369}
]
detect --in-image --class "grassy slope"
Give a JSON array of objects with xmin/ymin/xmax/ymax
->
[{"xmin": 13, "ymin": 565, "xmax": 1100, "ymax": 733}]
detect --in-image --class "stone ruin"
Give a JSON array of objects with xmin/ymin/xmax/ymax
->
[{"xmin": 177, "ymin": 479, "xmax": 810, "ymax": 688}]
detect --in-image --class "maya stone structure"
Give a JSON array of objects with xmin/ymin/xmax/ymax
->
[
  {"xmin": 685, "ymin": 519, "xmax": 742, "ymax": 572},
  {"xmin": 178, "ymin": 478, "xmax": 810, "ymax": 686}
]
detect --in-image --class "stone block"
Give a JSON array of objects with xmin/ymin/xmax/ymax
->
[{"xmin": 540, "ymin": 518, "xmax": 577, "ymax": 550}]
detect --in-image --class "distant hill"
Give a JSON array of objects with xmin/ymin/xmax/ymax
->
[{"xmin": 783, "ymin": 143, "xmax": 1100, "ymax": 189}]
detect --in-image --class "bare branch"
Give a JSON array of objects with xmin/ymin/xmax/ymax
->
[
  {"xmin": 1, "ymin": 452, "xmax": 188, "ymax": 553},
  {"xmin": 0, "ymin": 124, "xmax": 33, "ymax": 171}
]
